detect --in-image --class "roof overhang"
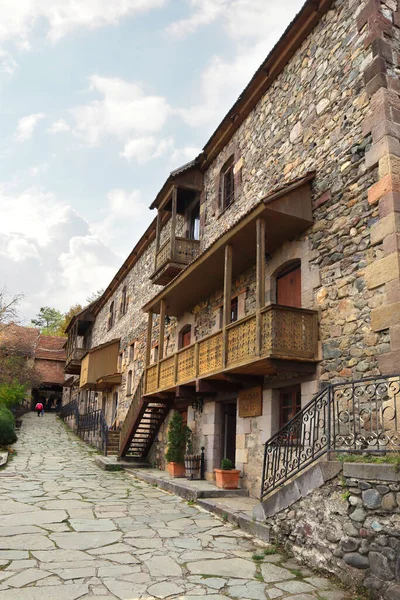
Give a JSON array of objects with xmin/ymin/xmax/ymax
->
[{"xmin": 143, "ymin": 173, "xmax": 314, "ymax": 317}]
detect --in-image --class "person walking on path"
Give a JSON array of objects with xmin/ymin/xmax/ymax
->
[{"xmin": 35, "ymin": 402, "xmax": 44, "ymax": 417}]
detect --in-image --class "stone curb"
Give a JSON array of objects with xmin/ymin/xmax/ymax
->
[
  {"xmin": 124, "ymin": 468, "xmax": 249, "ymax": 501},
  {"xmin": 196, "ymin": 497, "xmax": 271, "ymax": 542},
  {"xmin": 343, "ymin": 462, "xmax": 400, "ymax": 482}
]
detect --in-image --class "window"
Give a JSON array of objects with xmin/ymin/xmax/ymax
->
[
  {"xmin": 120, "ymin": 286, "xmax": 128, "ymax": 316},
  {"xmin": 219, "ymin": 157, "xmax": 235, "ymax": 210},
  {"xmin": 189, "ymin": 201, "xmax": 200, "ymax": 241},
  {"xmin": 108, "ymin": 301, "xmax": 115, "ymax": 330},
  {"xmin": 117, "ymin": 352, "xmax": 123, "ymax": 372},
  {"xmin": 279, "ymin": 386, "xmax": 301, "ymax": 429},
  {"xmin": 230, "ymin": 297, "xmax": 238, "ymax": 323},
  {"xmin": 126, "ymin": 370, "xmax": 133, "ymax": 395},
  {"xmin": 129, "ymin": 342, "xmax": 135, "ymax": 362}
]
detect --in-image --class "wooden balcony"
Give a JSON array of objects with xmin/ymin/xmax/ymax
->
[
  {"xmin": 144, "ymin": 305, "xmax": 319, "ymax": 396},
  {"xmin": 151, "ymin": 237, "xmax": 200, "ymax": 286},
  {"xmin": 65, "ymin": 347, "xmax": 86, "ymax": 375},
  {"xmin": 80, "ymin": 339, "xmax": 121, "ymax": 390}
]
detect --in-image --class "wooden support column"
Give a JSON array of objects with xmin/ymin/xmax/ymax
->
[
  {"xmin": 145, "ymin": 312, "xmax": 153, "ymax": 368},
  {"xmin": 158, "ymin": 299, "xmax": 166, "ymax": 361},
  {"xmin": 256, "ymin": 218, "xmax": 266, "ymax": 356},
  {"xmin": 222, "ymin": 244, "xmax": 233, "ymax": 367},
  {"xmin": 170, "ymin": 187, "xmax": 178, "ymax": 261},
  {"xmin": 154, "ymin": 210, "xmax": 162, "ymax": 269}
]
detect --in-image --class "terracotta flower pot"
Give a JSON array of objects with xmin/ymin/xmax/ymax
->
[
  {"xmin": 214, "ymin": 468, "xmax": 241, "ymax": 489},
  {"xmin": 167, "ymin": 462, "xmax": 186, "ymax": 478}
]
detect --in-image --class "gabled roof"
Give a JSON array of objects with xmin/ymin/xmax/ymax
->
[{"xmin": 35, "ymin": 335, "xmax": 66, "ymax": 361}]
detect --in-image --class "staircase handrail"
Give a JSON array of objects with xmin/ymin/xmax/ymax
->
[
  {"xmin": 261, "ymin": 374, "xmax": 400, "ymax": 500},
  {"xmin": 118, "ymin": 371, "xmax": 146, "ymax": 457},
  {"xmin": 76, "ymin": 408, "xmax": 109, "ymax": 456}
]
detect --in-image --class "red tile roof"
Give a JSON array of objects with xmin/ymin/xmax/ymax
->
[{"xmin": 35, "ymin": 334, "xmax": 66, "ymax": 361}]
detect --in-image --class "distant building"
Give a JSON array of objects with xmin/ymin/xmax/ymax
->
[{"xmin": 0, "ymin": 324, "xmax": 66, "ymax": 410}]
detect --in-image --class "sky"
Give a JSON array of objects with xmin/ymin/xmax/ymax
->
[{"xmin": 0, "ymin": 0, "xmax": 305, "ymax": 323}]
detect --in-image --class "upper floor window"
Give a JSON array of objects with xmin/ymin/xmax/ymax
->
[
  {"xmin": 220, "ymin": 156, "xmax": 235, "ymax": 211},
  {"xmin": 129, "ymin": 342, "xmax": 135, "ymax": 362},
  {"xmin": 189, "ymin": 201, "xmax": 200, "ymax": 241},
  {"xmin": 117, "ymin": 352, "xmax": 123, "ymax": 372},
  {"xmin": 108, "ymin": 301, "xmax": 115, "ymax": 330},
  {"xmin": 179, "ymin": 325, "xmax": 192, "ymax": 349},
  {"xmin": 126, "ymin": 370, "xmax": 133, "ymax": 395},
  {"xmin": 120, "ymin": 286, "xmax": 128, "ymax": 316},
  {"xmin": 230, "ymin": 297, "xmax": 238, "ymax": 323}
]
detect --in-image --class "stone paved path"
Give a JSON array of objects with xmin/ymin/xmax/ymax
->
[{"xmin": 0, "ymin": 413, "xmax": 350, "ymax": 600}]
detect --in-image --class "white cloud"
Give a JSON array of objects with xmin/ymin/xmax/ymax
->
[
  {"xmin": 0, "ymin": 0, "xmax": 166, "ymax": 46},
  {"xmin": 0, "ymin": 184, "xmax": 123, "ymax": 319},
  {"xmin": 29, "ymin": 163, "xmax": 48, "ymax": 177},
  {"xmin": 167, "ymin": 0, "xmax": 226, "ymax": 37},
  {"xmin": 174, "ymin": 0, "xmax": 305, "ymax": 128},
  {"xmin": 71, "ymin": 75, "xmax": 171, "ymax": 147},
  {"xmin": 47, "ymin": 119, "xmax": 70, "ymax": 134},
  {"xmin": 0, "ymin": 48, "xmax": 17, "ymax": 75},
  {"xmin": 15, "ymin": 113, "xmax": 45, "ymax": 142}
]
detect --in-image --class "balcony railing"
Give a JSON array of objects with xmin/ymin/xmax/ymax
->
[
  {"xmin": 152, "ymin": 237, "xmax": 200, "ymax": 285},
  {"xmin": 145, "ymin": 305, "xmax": 318, "ymax": 395}
]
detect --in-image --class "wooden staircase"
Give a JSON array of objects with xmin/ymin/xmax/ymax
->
[
  {"xmin": 118, "ymin": 372, "xmax": 169, "ymax": 458},
  {"xmin": 106, "ymin": 430, "xmax": 120, "ymax": 456}
]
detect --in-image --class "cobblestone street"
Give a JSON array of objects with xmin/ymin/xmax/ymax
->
[{"xmin": 0, "ymin": 413, "xmax": 349, "ymax": 599}]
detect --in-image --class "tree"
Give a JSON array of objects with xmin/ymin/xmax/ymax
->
[
  {"xmin": 60, "ymin": 303, "xmax": 83, "ymax": 334},
  {"xmin": 30, "ymin": 306, "xmax": 64, "ymax": 336},
  {"xmin": 86, "ymin": 288, "xmax": 104, "ymax": 304},
  {"xmin": 0, "ymin": 289, "xmax": 22, "ymax": 332}
]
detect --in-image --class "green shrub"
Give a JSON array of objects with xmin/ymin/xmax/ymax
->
[
  {"xmin": 165, "ymin": 412, "xmax": 190, "ymax": 464},
  {"xmin": 0, "ymin": 407, "xmax": 17, "ymax": 445},
  {"xmin": 0, "ymin": 382, "xmax": 27, "ymax": 410},
  {"xmin": 221, "ymin": 458, "xmax": 233, "ymax": 470}
]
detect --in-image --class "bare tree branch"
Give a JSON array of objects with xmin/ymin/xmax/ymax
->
[{"xmin": 0, "ymin": 289, "xmax": 23, "ymax": 332}]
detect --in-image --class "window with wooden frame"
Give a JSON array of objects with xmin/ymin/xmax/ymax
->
[
  {"xmin": 219, "ymin": 156, "xmax": 235, "ymax": 211},
  {"xmin": 189, "ymin": 201, "xmax": 200, "ymax": 241},
  {"xmin": 120, "ymin": 286, "xmax": 128, "ymax": 316},
  {"xmin": 230, "ymin": 297, "xmax": 238, "ymax": 323},
  {"xmin": 107, "ymin": 301, "xmax": 115, "ymax": 330},
  {"xmin": 126, "ymin": 370, "xmax": 133, "ymax": 395},
  {"xmin": 279, "ymin": 386, "xmax": 301, "ymax": 429}
]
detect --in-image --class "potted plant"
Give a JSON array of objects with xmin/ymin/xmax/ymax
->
[
  {"xmin": 184, "ymin": 430, "xmax": 201, "ymax": 480},
  {"xmin": 214, "ymin": 458, "xmax": 241, "ymax": 489},
  {"xmin": 165, "ymin": 411, "xmax": 190, "ymax": 478}
]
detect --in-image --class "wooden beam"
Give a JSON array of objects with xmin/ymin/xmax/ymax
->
[
  {"xmin": 145, "ymin": 312, "xmax": 153, "ymax": 368},
  {"xmin": 222, "ymin": 244, "xmax": 233, "ymax": 368},
  {"xmin": 154, "ymin": 210, "xmax": 162, "ymax": 270},
  {"xmin": 256, "ymin": 217, "xmax": 266, "ymax": 356},
  {"xmin": 158, "ymin": 300, "xmax": 166, "ymax": 361},
  {"xmin": 170, "ymin": 187, "xmax": 178, "ymax": 260}
]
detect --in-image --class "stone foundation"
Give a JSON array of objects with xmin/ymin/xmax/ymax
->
[{"xmin": 263, "ymin": 461, "xmax": 400, "ymax": 599}]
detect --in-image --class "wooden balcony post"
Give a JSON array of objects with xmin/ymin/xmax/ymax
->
[
  {"xmin": 256, "ymin": 217, "xmax": 266, "ymax": 355},
  {"xmin": 222, "ymin": 244, "xmax": 232, "ymax": 367},
  {"xmin": 170, "ymin": 187, "xmax": 178, "ymax": 261},
  {"xmin": 154, "ymin": 210, "xmax": 162, "ymax": 270},
  {"xmin": 145, "ymin": 312, "xmax": 153, "ymax": 369},
  {"xmin": 158, "ymin": 299, "xmax": 166, "ymax": 361}
]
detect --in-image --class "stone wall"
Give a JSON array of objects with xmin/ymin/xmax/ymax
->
[
  {"xmin": 263, "ymin": 461, "xmax": 400, "ymax": 600},
  {"xmin": 197, "ymin": 0, "xmax": 388, "ymax": 383}
]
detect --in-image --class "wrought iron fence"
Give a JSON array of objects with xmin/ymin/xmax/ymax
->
[
  {"xmin": 60, "ymin": 403, "xmax": 108, "ymax": 455},
  {"xmin": 261, "ymin": 375, "xmax": 400, "ymax": 499},
  {"xmin": 77, "ymin": 409, "xmax": 109, "ymax": 455}
]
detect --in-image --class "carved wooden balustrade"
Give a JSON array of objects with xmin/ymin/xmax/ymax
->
[
  {"xmin": 145, "ymin": 305, "xmax": 318, "ymax": 395},
  {"xmin": 155, "ymin": 237, "xmax": 200, "ymax": 272}
]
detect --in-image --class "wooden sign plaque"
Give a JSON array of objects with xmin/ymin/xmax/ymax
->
[{"xmin": 238, "ymin": 386, "xmax": 263, "ymax": 418}]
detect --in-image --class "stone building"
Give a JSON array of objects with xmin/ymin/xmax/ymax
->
[
  {"xmin": 64, "ymin": 0, "xmax": 400, "ymax": 495},
  {"xmin": 0, "ymin": 324, "xmax": 66, "ymax": 409}
]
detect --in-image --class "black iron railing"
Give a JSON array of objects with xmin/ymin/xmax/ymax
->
[
  {"xmin": 60, "ymin": 399, "xmax": 79, "ymax": 420},
  {"xmin": 261, "ymin": 375, "xmax": 400, "ymax": 499},
  {"xmin": 77, "ymin": 409, "xmax": 109, "ymax": 455},
  {"xmin": 60, "ymin": 403, "xmax": 109, "ymax": 455}
]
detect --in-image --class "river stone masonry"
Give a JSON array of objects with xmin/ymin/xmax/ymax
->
[{"xmin": 263, "ymin": 462, "xmax": 400, "ymax": 600}]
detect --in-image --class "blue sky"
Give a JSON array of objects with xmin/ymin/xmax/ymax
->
[{"xmin": 0, "ymin": 0, "xmax": 304, "ymax": 322}]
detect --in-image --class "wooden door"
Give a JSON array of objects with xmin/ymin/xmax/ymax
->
[
  {"xmin": 277, "ymin": 266, "xmax": 301, "ymax": 308},
  {"xmin": 182, "ymin": 329, "xmax": 191, "ymax": 348},
  {"xmin": 223, "ymin": 402, "xmax": 237, "ymax": 466}
]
